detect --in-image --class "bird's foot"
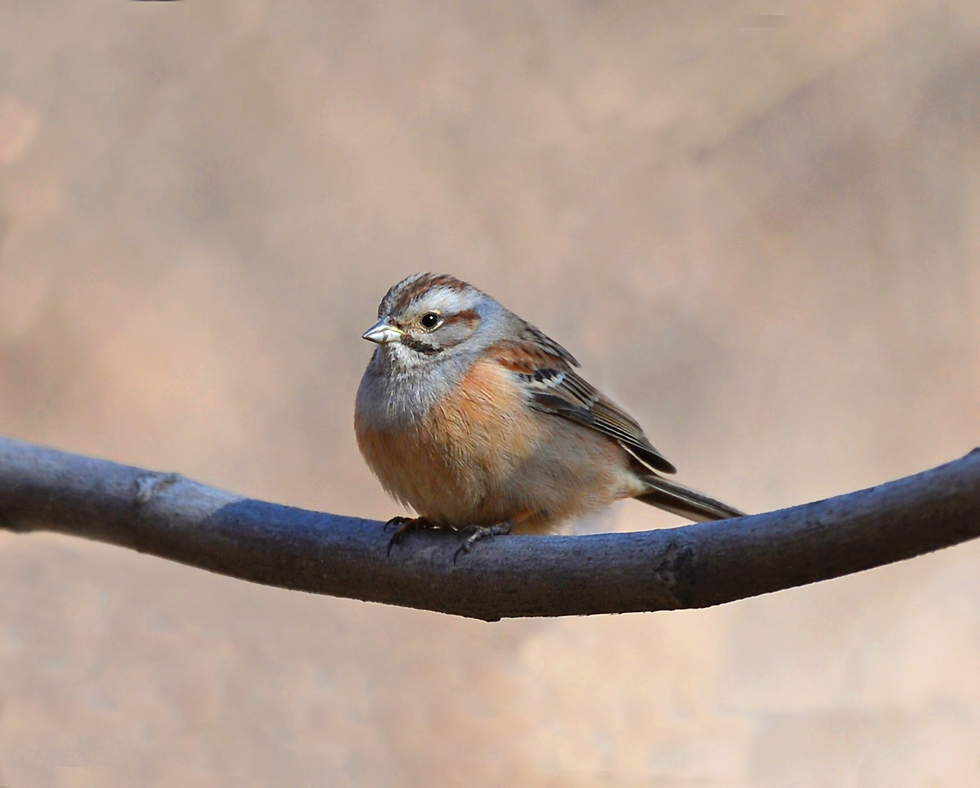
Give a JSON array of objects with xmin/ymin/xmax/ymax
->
[
  {"xmin": 453, "ymin": 520, "xmax": 514, "ymax": 564},
  {"xmin": 385, "ymin": 516, "xmax": 440, "ymax": 556}
]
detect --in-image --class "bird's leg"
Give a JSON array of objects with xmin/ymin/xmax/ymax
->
[
  {"xmin": 385, "ymin": 516, "xmax": 442, "ymax": 556},
  {"xmin": 453, "ymin": 519, "xmax": 516, "ymax": 563}
]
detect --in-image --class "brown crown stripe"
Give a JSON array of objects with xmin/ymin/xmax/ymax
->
[
  {"xmin": 422, "ymin": 273, "xmax": 470, "ymax": 292},
  {"xmin": 391, "ymin": 273, "xmax": 472, "ymax": 313}
]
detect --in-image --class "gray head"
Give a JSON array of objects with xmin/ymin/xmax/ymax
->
[{"xmin": 362, "ymin": 273, "xmax": 511, "ymax": 369}]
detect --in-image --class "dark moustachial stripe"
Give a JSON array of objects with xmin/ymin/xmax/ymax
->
[{"xmin": 400, "ymin": 336, "xmax": 442, "ymax": 355}]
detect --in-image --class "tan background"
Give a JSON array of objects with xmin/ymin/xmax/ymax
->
[{"xmin": 2, "ymin": 1, "xmax": 980, "ymax": 786}]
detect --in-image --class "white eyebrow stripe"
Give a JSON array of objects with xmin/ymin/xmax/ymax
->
[{"xmin": 417, "ymin": 286, "xmax": 477, "ymax": 314}]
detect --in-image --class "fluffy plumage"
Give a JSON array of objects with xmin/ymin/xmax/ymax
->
[{"xmin": 354, "ymin": 273, "xmax": 743, "ymax": 534}]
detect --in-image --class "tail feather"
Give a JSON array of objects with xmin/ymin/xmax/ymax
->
[{"xmin": 635, "ymin": 475, "xmax": 745, "ymax": 522}]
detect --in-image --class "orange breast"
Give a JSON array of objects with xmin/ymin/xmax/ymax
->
[{"xmin": 355, "ymin": 359, "xmax": 539, "ymax": 526}]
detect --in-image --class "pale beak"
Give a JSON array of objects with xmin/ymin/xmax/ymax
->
[{"xmin": 362, "ymin": 319, "xmax": 404, "ymax": 345}]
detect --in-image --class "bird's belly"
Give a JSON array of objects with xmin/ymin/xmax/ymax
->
[
  {"xmin": 354, "ymin": 425, "xmax": 473, "ymax": 524},
  {"xmin": 355, "ymin": 358, "xmax": 540, "ymax": 527}
]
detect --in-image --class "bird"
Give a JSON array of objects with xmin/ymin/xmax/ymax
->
[{"xmin": 354, "ymin": 272, "xmax": 744, "ymax": 555}]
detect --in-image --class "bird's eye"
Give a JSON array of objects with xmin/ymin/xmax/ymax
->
[{"xmin": 420, "ymin": 312, "xmax": 441, "ymax": 330}]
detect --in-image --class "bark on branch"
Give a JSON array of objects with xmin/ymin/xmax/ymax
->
[{"xmin": 1, "ymin": 435, "xmax": 978, "ymax": 621}]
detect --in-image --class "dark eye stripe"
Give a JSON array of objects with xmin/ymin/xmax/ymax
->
[{"xmin": 441, "ymin": 309, "xmax": 479, "ymax": 326}]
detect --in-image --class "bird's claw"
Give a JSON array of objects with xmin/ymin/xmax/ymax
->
[
  {"xmin": 385, "ymin": 516, "xmax": 437, "ymax": 556},
  {"xmin": 453, "ymin": 521, "xmax": 514, "ymax": 564},
  {"xmin": 383, "ymin": 516, "xmax": 413, "ymax": 534}
]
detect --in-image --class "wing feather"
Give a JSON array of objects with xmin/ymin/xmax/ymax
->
[{"xmin": 487, "ymin": 333, "xmax": 677, "ymax": 475}]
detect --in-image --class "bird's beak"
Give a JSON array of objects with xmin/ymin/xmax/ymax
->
[{"xmin": 362, "ymin": 319, "xmax": 404, "ymax": 345}]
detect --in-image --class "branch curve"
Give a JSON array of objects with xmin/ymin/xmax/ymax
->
[{"xmin": 1, "ymin": 435, "xmax": 978, "ymax": 621}]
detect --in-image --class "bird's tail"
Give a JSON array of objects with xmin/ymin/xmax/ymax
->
[{"xmin": 635, "ymin": 475, "xmax": 745, "ymax": 522}]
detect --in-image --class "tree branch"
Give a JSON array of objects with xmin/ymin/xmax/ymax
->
[{"xmin": 1, "ymin": 435, "xmax": 978, "ymax": 621}]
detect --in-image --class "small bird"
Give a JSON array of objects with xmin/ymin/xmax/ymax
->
[{"xmin": 354, "ymin": 273, "xmax": 744, "ymax": 554}]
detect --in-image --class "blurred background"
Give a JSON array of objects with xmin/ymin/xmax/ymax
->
[{"xmin": 2, "ymin": 1, "xmax": 980, "ymax": 786}]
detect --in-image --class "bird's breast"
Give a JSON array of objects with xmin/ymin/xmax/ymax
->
[{"xmin": 355, "ymin": 358, "xmax": 537, "ymax": 525}]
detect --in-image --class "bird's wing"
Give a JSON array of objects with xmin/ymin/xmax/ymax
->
[{"xmin": 486, "ymin": 327, "xmax": 677, "ymax": 475}]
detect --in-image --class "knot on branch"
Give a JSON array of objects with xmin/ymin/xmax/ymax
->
[
  {"xmin": 135, "ymin": 472, "xmax": 182, "ymax": 506},
  {"xmin": 652, "ymin": 536, "xmax": 698, "ymax": 606}
]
